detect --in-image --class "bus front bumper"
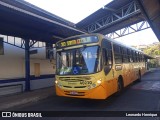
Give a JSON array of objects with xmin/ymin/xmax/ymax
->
[{"xmin": 55, "ymin": 83, "xmax": 108, "ymax": 99}]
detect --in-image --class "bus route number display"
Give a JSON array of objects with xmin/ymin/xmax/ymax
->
[{"xmin": 57, "ymin": 36, "xmax": 98, "ymax": 48}]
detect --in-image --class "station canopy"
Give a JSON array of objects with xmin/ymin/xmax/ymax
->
[{"xmin": 0, "ymin": 0, "xmax": 86, "ymax": 44}]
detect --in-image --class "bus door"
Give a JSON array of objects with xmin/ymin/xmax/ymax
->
[{"xmin": 102, "ymin": 48, "xmax": 113, "ymax": 95}]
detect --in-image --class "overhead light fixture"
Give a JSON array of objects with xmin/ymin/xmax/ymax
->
[{"xmin": 102, "ymin": 6, "xmax": 116, "ymax": 12}]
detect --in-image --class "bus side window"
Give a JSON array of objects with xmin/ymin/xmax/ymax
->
[
  {"xmin": 113, "ymin": 44, "xmax": 123, "ymax": 64},
  {"xmin": 102, "ymin": 48, "xmax": 108, "ymax": 65},
  {"xmin": 108, "ymin": 49, "xmax": 113, "ymax": 65},
  {"xmin": 102, "ymin": 48, "xmax": 112, "ymax": 75},
  {"xmin": 131, "ymin": 50, "xmax": 135, "ymax": 62},
  {"xmin": 102, "ymin": 48, "xmax": 112, "ymax": 65},
  {"xmin": 122, "ymin": 47, "xmax": 128, "ymax": 63},
  {"xmin": 127, "ymin": 49, "xmax": 131, "ymax": 62}
]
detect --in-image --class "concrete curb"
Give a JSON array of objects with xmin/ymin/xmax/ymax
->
[
  {"xmin": 0, "ymin": 94, "xmax": 51, "ymax": 110},
  {"xmin": 0, "ymin": 87, "xmax": 54, "ymax": 110},
  {"xmin": 144, "ymin": 68, "xmax": 159, "ymax": 75}
]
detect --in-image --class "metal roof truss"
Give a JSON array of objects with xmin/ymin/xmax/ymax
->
[
  {"xmin": 3, "ymin": 36, "xmax": 46, "ymax": 49},
  {"xmin": 107, "ymin": 21, "xmax": 150, "ymax": 39},
  {"xmin": 84, "ymin": 1, "xmax": 141, "ymax": 33}
]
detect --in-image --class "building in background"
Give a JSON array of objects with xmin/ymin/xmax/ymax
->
[{"xmin": 0, "ymin": 35, "xmax": 55, "ymax": 96}]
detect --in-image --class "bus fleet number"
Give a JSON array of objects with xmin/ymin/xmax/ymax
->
[{"xmin": 80, "ymin": 81, "xmax": 92, "ymax": 85}]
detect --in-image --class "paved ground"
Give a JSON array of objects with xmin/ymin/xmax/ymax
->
[
  {"xmin": 0, "ymin": 87, "xmax": 54, "ymax": 110},
  {"xmin": 1, "ymin": 68, "xmax": 160, "ymax": 120}
]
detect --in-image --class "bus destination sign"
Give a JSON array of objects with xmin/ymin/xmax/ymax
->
[{"xmin": 56, "ymin": 36, "xmax": 98, "ymax": 48}]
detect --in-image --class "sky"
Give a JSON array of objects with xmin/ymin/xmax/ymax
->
[{"xmin": 25, "ymin": 0, "xmax": 159, "ymax": 46}]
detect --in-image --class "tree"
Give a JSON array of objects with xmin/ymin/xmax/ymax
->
[{"xmin": 143, "ymin": 43, "xmax": 160, "ymax": 68}]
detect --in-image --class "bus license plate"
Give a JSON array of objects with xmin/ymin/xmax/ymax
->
[{"xmin": 70, "ymin": 91, "xmax": 78, "ymax": 95}]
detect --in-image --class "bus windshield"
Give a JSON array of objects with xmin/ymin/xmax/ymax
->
[{"xmin": 56, "ymin": 46, "xmax": 101, "ymax": 75}]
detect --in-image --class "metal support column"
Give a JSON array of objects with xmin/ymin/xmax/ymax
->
[
  {"xmin": 46, "ymin": 42, "xmax": 53, "ymax": 59},
  {"xmin": 25, "ymin": 39, "xmax": 30, "ymax": 91}
]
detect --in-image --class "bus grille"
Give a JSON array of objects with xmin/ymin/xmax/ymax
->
[
  {"xmin": 58, "ymin": 76, "xmax": 92, "ymax": 89},
  {"xmin": 63, "ymin": 86, "xmax": 72, "ymax": 88}
]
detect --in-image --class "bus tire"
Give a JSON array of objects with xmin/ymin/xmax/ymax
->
[
  {"xmin": 116, "ymin": 77, "xmax": 124, "ymax": 95},
  {"xmin": 137, "ymin": 71, "xmax": 141, "ymax": 82}
]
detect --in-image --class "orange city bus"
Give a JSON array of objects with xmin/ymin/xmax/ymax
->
[{"xmin": 54, "ymin": 33, "xmax": 146, "ymax": 99}]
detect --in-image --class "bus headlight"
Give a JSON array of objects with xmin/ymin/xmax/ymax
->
[
  {"xmin": 97, "ymin": 79, "xmax": 102, "ymax": 84},
  {"xmin": 55, "ymin": 81, "xmax": 62, "ymax": 88},
  {"xmin": 92, "ymin": 83, "xmax": 96, "ymax": 88},
  {"xmin": 55, "ymin": 80, "xmax": 58, "ymax": 84}
]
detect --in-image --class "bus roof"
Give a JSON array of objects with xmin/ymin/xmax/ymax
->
[{"xmin": 56, "ymin": 33, "xmax": 154, "ymax": 59}]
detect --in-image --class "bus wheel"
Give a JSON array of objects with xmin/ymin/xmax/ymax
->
[
  {"xmin": 116, "ymin": 77, "xmax": 123, "ymax": 95},
  {"xmin": 137, "ymin": 71, "xmax": 141, "ymax": 82}
]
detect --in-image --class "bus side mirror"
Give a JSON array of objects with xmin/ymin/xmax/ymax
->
[{"xmin": 104, "ymin": 65, "xmax": 112, "ymax": 75}]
